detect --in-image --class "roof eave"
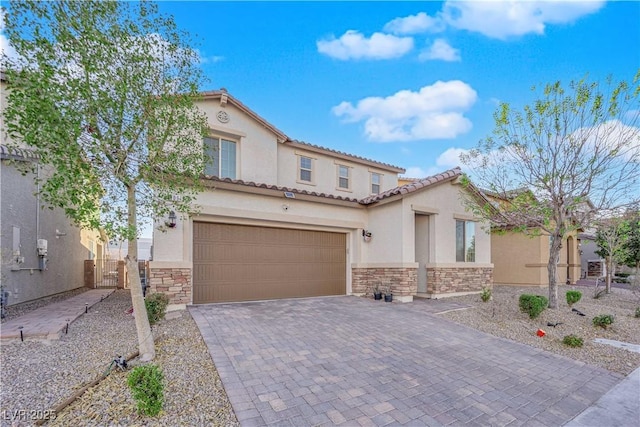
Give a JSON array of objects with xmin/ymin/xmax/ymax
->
[{"xmin": 199, "ymin": 90, "xmax": 289, "ymax": 143}]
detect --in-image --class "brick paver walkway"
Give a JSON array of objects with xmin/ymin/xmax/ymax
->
[
  {"xmin": 190, "ymin": 296, "xmax": 623, "ymax": 426},
  {"xmin": 0, "ymin": 289, "xmax": 115, "ymax": 340}
]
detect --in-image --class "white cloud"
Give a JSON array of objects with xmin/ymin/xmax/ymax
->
[
  {"xmin": 332, "ymin": 80, "xmax": 477, "ymax": 142},
  {"xmin": 442, "ymin": 0, "xmax": 605, "ymax": 39},
  {"xmin": 383, "ymin": 12, "xmax": 445, "ymax": 35},
  {"xmin": 576, "ymin": 119, "xmax": 640, "ymax": 162},
  {"xmin": 418, "ymin": 39, "xmax": 460, "ymax": 62},
  {"xmin": 403, "ymin": 167, "xmax": 428, "ymax": 178},
  {"xmin": 0, "ymin": 9, "xmax": 17, "ymax": 59},
  {"xmin": 436, "ymin": 147, "xmax": 470, "ymax": 167},
  {"xmin": 317, "ymin": 30, "xmax": 413, "ymax": 60}
]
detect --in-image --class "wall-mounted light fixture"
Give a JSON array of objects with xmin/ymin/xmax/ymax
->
[
  {"xmin": 165, "ymin": 211, "xmax": 177, "ymax": 228},
  {"xmin": 362, "ymin": 229, "xmax": 372, "ymax": 242}
]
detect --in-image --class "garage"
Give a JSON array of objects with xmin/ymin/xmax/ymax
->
[{"xmin": 193, "ymin": 222, "xmax": 347, "ymax": 303}]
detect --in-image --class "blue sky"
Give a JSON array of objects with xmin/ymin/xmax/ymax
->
[{"xmin": 159, "ymin": 0, "xmax": 640, "ymax": 178}]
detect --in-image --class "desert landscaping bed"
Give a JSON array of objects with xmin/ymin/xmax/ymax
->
[
  {"xmin": 439, "ymin": 284, "xmax": 640, "ymax": 376},
  {"xmin": 0, "ymin": 290, "xmax": 238, "ymax": 426}
]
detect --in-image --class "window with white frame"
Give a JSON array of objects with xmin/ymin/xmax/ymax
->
[
  {"xmin": 456, "ymin": 220, "xmax": 476, "ymax": 262},
  {"xmin": 337, "ymin": 165, "xmax": 350, "ymax": 190},
  {"xmin": 204, "ymin": 136, "xmax": 237, "ymax": 179},
  {"xmin": 371, "ymin": 172, "xmax": 382, "ymax": 194},
  {"xmin": 299, "ymin": 156, "xmax": 313, "ymax": 183}
]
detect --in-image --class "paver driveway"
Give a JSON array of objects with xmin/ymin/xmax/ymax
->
[{"xmin": 189, "ymin": 296, "xmax": 622, "ymax": 426}]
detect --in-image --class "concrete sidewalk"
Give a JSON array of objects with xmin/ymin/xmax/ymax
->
[
  {"xmin": 0, "ymin": 289, "xmax": 115, "ymax": 340},
  {"xmin": 564, "ymin": 366, "xmax": 640, "ymax": 427}
]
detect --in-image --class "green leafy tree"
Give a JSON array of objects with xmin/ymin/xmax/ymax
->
[
  {"xmin": 620, "ymin": 206, "xmax": 640, "ymax": 271},
  {"xmin": 2, "ymin": 0, "xmax": 209, "ymax": 361},
  {"xmin": 462, "ymin": 73, "xmax": 640, "ymax": 309},
  {"xmin": 595, "ymin": 216, "xmax": 630, "ymax": 294}
]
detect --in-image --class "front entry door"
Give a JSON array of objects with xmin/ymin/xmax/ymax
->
[{"xmin": 415, "ymin": 214, "xmax": 430, "ymax": 294}]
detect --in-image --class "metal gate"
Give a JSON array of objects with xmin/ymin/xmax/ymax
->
[{"xmin": 84, "ymin": 259, "xmax": 121, "ymax": 288}]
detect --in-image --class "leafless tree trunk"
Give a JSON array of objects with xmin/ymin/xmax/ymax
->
[
  {"xmin": 548, "ymin": 233, "xmax": 562, "ymax": 308},
  {"xmin": 127, "ymin": 184, "xmax": 155, "ymax": 362}
]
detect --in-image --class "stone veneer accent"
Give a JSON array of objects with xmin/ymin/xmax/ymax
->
[
  {"xmin": 426, "ymin": 266, "xmax": 493, "ymax": 295},
  {"xmin": 352, "ymin": 267, "xmax": 417, "ymax": 297},
  {"xmin": 150, "ymin": 268, "xmax": 192, "ymax": 305}
]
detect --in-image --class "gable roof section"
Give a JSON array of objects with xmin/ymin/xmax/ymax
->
[
  {"xmin": 361, "ymin": 167, "xmax": 463, "ymax": 205},
  {"xmin": 286, "ymin": 139, "xmax": 405, "ymax": 174},
  {"xmin": 198, "ymin": 89, "xmax": 404, "ymax": 173},
  {"xmin": 199, "ymin": 89, "xmax": 290, "ymax": 143}
]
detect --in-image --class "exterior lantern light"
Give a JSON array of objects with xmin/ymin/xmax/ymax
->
[
  {"xmin": 166, "ymin": 211, "xmax": 177, "ymax": 228},
  {"xmin": 362, "ymin": 229, "xmax": 372, "ymax": 242}
]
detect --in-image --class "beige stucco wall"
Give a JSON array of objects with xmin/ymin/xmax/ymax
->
[
  {"xmin": 277, "ymin": 144, "xmax": 399, "ymax": 200},
  {"xmin": 353, "ymin": 180, "xmax": 492, "ymax": 269},
  {"xmin": 406, "ymin": 181, "xmax": 492, "ymax": 265},
  {"xmin": 151, "ymin": 186, "xmax": 369, "ymax": 301},
  {"xmin": 492, "ymin": 229, "xmax": 581, "ymax": 286},
  {"xmin": 194, "ymin": 99, "xmax": 279, "ymax": 184}
]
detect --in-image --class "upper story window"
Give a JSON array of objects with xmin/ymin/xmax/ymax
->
[
  {"xmin": 299, "ymin": 156, "xmax": 313, "ymax": 183},
  {"xmin": 204, "ymin": 136, "xmax": 237, "ymax": 179},
  {"xmin": 456, "ymin": 220, "xmax": 476, "ymax": 262},
  {"xmin": 337, "ymin": 165, "xmax": 351, "ymax": 190},
  {"xmin": 371, "ymin": 172, "xmax": 382, "ymax": 194}
]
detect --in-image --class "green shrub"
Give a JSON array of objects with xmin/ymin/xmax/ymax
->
[
  {"xmin": 127, "ymin": 364, "xmax": 164, "ymax": 416},
  {"xmin": 635, "ymin": 307, "xmax": 640, "ymax": 318},
  {"xmin": 518, "ymin": 294, "xmax": 549, "ymax": 319},
  {"xmin": 562, "ymin": 335, "xmax": 584, "ymax": 348},
  {"xmin": 565, "ymin": 290, "xmax": 582, "ymax": 306},
  {"xmin": 481, "ymin": 287, "xmax": 492, "ymax": 302},
  {"xmin": 616, "ymin": 272, "xmax": 631, "ymax": 278},
  {"xmin": 592, "ymin": 314, "xmax": 615, "ymax": 329},
  {"xmin": 145, "ymin": 293, "xmax": 170, "ymax": 325}
]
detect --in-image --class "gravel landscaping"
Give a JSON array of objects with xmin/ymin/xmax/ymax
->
[
  {"xmin": 1, "ymin": 284, "xmax": 638, "ymax": 425},
  {"xmin": 439, "ymin": 284, "xmax": 640, "ymax": 376},
  {"xmin": 0, "ymin": 290, "xmax": 237, "ymax": 426}
]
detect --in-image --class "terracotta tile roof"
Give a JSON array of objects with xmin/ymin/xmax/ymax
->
[
  {"xmin": 203, "ymin": 167, "xmax": 480, "ymax": 208},
  {"xmin": 0, "ymin": 144, "xmax": 39, "ymax": 161},
  {"xmin": 360, "ymin": 167, "xmax": 463, "ymax": 205},
  {"xmin": 286, "ymin": 139, "xmax": 405, "ymax": 173},
  {"xmin": 202, "ymin": 175, "xmax": 362, "ymax": 203}
]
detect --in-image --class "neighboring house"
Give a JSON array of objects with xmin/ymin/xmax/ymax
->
[
  {"xmin": 1, "ymin": 72, "xmax": 90, "ymax": 306},
  {"xmin": 485, "ymin": 190, "xmax": 582, "ymax": 286},
  {"xmin": 578, "ymin": 233, "xmax": 604, "ymax": 278},
  {"xmin": 106, "ymin": 238, "xmax": 153, "ymax": 261},
  {"xmin": 151, "ymin": 89, "xmax": 493, "ymax": 306}
]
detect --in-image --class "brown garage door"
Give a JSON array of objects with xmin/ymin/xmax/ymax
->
[{"xmin": 193, "ymin": 222, "xmax": 346, "ymax": 303}]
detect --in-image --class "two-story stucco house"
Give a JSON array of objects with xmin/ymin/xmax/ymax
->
[{"xmin": 151, "ymin": 90, "xmax": 493, "ymax": 306}]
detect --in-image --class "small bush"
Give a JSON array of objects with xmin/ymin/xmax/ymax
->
[
  {"xmin": 592, "ymin": 314, "xmax": 615, "ymax": 329},
  {"xmin": 635, "ymin": 307, "xmax": 640, "ymax": 318},
  {"xmin": 145, "ymin": 293, "xmax": 170, "ymax": 325},
  {"xmin": 481, "ymin": 287, "xmax": 492, "ymax": 302},
  {"xmin": 616, "ymin": 272, "xmax": 630, "ymax": 278},
  {"xmin": 127, "ymin": 364, "xmax": 164, "ymax": 417},
  {"xmin": 565, "ymin": 290, "xmax": 582, "ymax": 306},
  {"xmin": 562, "ymin": 335, "xmax": 584, "ymax": 348},
  {"xmin": 518, "ymin": 294, "xmax": 549, "ymax": 319}
]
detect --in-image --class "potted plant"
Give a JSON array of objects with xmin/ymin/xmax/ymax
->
[
  {"xmin": 373, "ymin": 282, "xmax": 382, "ymax": 300},
  {"xmin": 383, "ymin": 281, "xmax": 393, "ymax": 302}
]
